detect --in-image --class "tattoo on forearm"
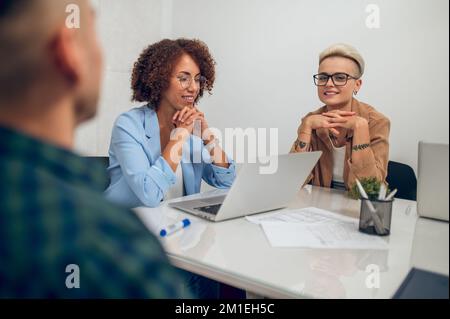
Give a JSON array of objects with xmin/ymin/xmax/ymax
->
[
  {"xmin": 352, "ymin": 143, "xmax": 370, "ymax": 151},
  {"xmin": 295, "ymin": 139, "xmax": 308, "ymax": 149}
]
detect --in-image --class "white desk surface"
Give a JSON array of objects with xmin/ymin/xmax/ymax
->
[{"xmin": 135, "ymin": 186, "xmax": 449, "ymax": 299}]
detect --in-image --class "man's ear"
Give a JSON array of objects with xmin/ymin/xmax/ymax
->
[{"xmin": 50, "ymin": 26, "xmax": 81, "ymax": 86}]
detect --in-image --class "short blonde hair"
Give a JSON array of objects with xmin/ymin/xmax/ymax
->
[{"xmin": 319, "ymin": 43, "xmax": 365, "ymax": 78}]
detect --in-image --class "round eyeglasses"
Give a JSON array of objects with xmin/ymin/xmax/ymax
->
[{"xmin": 176, "ymin": 74, "xmax": 208, "ymax": 89}]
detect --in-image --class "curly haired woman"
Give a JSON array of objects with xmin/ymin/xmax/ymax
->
[{"xmin": 105, "ymin": 39, "xmax": 235, "ymax": 208}]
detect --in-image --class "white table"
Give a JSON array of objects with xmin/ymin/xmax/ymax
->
[{"xmin": 135, "ymin": 186, "xmax": 449, "ymax": 299}]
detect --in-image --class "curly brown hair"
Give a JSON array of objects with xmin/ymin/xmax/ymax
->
[{"xmin": 131, "ymin": 38, "xmax": 216, "ymax": 109}]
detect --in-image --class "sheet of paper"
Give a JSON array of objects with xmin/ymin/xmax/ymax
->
[
  {"xmin": 261, "ymin": 219, "xmax": 388, "ymax": 250},
  {"xmin": 246, "ymin": 207, "xmax": 356, "ymax": 225},
  {"xmin": 248, "ymin": 207, "xmax": 388, "ymax": 250}
]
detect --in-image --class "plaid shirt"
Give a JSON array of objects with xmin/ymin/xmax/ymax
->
[{"xmin": 0, "ymin": 126, "xmax": 191, "ymax": 298}]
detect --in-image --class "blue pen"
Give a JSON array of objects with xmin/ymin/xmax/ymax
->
[{"xmin": 160, "ymin": 218, "xmax": 191, "ymax": 237}]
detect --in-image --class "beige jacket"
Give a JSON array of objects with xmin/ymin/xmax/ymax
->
[{"xmin": 291, "ymin": 98, "xmax": 390, "ymax": 189}]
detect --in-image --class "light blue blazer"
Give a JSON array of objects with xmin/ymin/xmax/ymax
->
[{"xmin": 104, "ymin": 105, "xmax": 236, "ymax": 208}]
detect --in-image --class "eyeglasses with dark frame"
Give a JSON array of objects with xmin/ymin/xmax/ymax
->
[
  {"xmin": 313, "ymin": 72, "xmax": 358, "ymax": 87},
  {"xmin": 176, "ymin": 73, "xmax": 208, "ymax": 90}
]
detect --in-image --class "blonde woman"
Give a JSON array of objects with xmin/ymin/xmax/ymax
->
[{"xmin": 291, "ymin": 44, "xmax": 390, "ymax": 190}]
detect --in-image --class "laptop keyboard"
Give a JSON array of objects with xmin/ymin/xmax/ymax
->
[{"xmin": 194, "ymin": 204, "xmax": 222, "ymax": 215}]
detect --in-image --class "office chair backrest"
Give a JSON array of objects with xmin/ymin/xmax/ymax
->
[{"xmin": 386, "ymin": 160, "xmax": 417, "ymax": 201}]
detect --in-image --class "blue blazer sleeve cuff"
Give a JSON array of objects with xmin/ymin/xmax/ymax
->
[
  {"xmin": 210, "ymin": 159, "xmax": 236, "ymax": 176},
  {"xmin": 207, "ymin": 157, "xmax": 236, "ymax": 188}
]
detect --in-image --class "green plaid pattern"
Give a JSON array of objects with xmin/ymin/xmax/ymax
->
[{"xmin": 0, "ymin": 126, "xmax": 191, "ymax": 298}]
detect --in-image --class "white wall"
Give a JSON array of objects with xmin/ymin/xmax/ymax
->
[
  {"xmin": 76, "ymin": 0, "xmax": 449, "ymax": 173},
  {"xmin": 75, "ymin": 0, "xmax": 165, "ymax": 155}
]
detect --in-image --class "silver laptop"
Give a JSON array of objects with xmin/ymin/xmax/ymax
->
[
  {"xmin": 417, "ymin": 141, "xmax": 449, "ymax": 221},
  {"xmin": 169, "ymin": 152, "xmax": 322, "ymax": 222}
]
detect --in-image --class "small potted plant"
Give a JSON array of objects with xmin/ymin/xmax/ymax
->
[{"xmin": 348, "ymin": 177, "xmax": 387, "ymax": 200}]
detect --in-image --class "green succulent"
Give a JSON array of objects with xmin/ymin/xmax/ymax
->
[{"xmin": 348, "ymin": 177, "xmax": 388, "ymax": 200}]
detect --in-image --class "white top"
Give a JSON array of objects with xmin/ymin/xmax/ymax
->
[
  {"xmin": 332, "ymin": 145, "xmax": 346, "ymax": 183},
  {"xmin": 135, "ymin": 187, "xmax": 449, "ymax": 299},
  {"xmin": 164, "ymin": 164, "xmax": 184, "ymax": 200}
]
